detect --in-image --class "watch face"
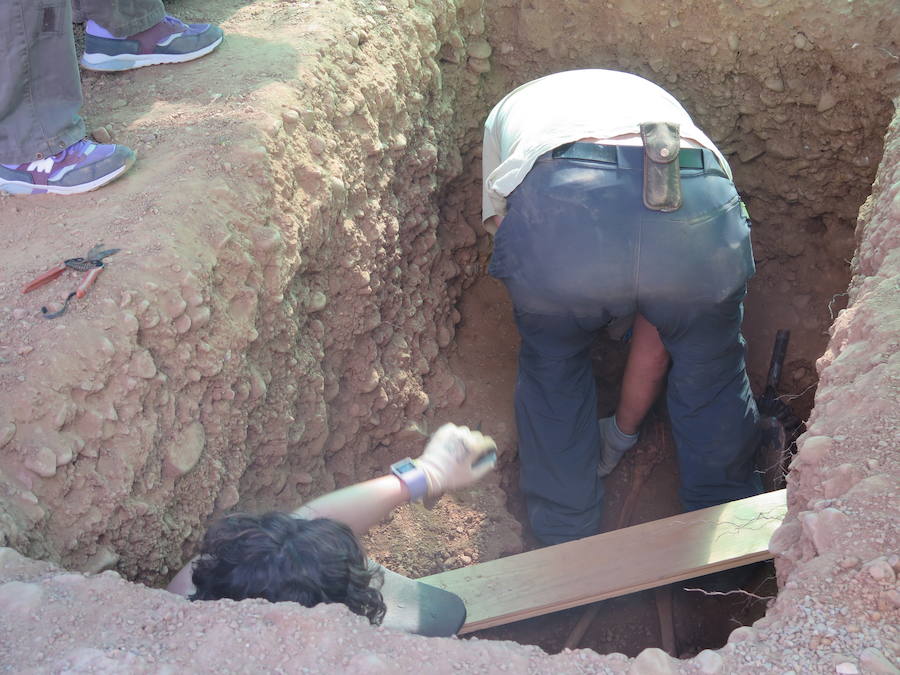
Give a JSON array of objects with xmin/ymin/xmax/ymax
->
[{"xmin": 393, "ymin": 459, "xmax": 416, "ymax": 474}]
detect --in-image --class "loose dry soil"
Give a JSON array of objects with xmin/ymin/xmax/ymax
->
[{"xmin": 0, "ymin": 0, "xmax": 898, "ymax": 672}]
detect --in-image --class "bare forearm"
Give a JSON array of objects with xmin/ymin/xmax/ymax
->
[
  {"xmin": 293, "ymin": 475, "xmax": 409, "ymax": 536},
  {"xmin": 616, "ymin": 314, "xmax": 670, "ymax": 434}
]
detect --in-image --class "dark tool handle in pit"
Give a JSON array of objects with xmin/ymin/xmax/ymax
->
[{"xmin": 765, "ymin": 329, "xmax": 791, "ymax": 393}]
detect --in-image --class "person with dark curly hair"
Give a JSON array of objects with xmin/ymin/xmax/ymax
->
[{"xmin": 166, "ymin": 424, "xmax": 497, "ymax": 631}]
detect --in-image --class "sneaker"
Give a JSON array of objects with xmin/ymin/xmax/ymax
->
[
  {"xmin": 0, "ymin": 139, "xmax": 136, "ymax": 195},
  {"xmin": 80, "ymin": 15, "xmax": 224, "ymax": 72}
]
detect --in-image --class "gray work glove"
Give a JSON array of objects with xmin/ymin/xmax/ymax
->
[
  {"xmin": 415, "ymin": 423, "xmax": 498, "ymax": 499},
  {"xmin": 596, "ymin": 416, "xmax": 639, "ymax": 477}
]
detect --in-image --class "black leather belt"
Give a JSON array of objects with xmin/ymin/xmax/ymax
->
[{"xmin": 551, "ymin": 141, "xmax": 707, "ymax": 170}]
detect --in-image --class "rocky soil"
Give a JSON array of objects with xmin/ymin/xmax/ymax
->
[{"xmin": 1, "ymin": 0, "xmax": 898, "ymax": 672}]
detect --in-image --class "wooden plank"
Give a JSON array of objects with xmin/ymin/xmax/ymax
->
[{"xmin": 419, "ymin": 489, "xmax": 786, "ymax": 634}]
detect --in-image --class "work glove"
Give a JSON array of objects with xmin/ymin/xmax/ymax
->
[
  {"xmin": 596, "ymin": 416, "xmax": 639, "ymax": 477},
  {"xmin": 415, "ymin": 423, "xmax": 498, "ymax": 500}
]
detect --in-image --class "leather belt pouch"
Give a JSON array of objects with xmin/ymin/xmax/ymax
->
[{"xmin": 640, "ymin": 121, "xmax": 682, "ymax": 212}]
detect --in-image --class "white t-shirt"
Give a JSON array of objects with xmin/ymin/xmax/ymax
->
[{"xmin": 482, "ymin": 69, "xmax": 731, "ymax": 229}]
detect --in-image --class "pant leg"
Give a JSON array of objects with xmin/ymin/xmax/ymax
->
[
  {"xmin": 513, "ymin": 309, "xmax": 608, "ymax": 545},
  {"xmin": 490, "ymin": 154, "xmax": 641, "ymax": 544},
  {"xmin": 75, "ymin": 0, "xmax": 165, "ymax": 36},
  {"xmin": 0, "ymin": 0, "xmax": 85, "ymax": 163},
  {"xmin": 638, "ymin": 155, "xmax": 762, "ymax": 510}
]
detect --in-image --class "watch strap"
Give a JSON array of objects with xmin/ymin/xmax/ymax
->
[{"xmin": 390, "ymin": 458, "xmax": 429, "ymax": 502}]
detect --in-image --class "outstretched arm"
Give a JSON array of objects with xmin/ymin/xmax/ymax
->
[
  {"xmin": 166, "ymin": 424, "xmax": 497, "ymax": 596},
  {"xmin": 298, "ymin": 423, "xmax": 497, "ymax": 533},
  {"xmin": 292, "ymin": 475, "xmax": 411, "ymax": 536}
]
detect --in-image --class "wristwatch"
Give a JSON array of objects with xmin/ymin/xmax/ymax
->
[{"xmin": 390, "ymin": 457, "xmax": 428, "ymax": 502}]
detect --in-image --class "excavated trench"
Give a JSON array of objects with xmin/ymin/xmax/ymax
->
[
  {"xmin": 1, "ymin": 0, "xmax": 898, "ymax": 670},
  {"xmin": 359, "ymin": 0, "xmax": 895, "ymax": 657}
]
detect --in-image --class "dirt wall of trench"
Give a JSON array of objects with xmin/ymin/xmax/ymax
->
[
  {"xmin": 0, "ymin": 0, "xmax": 509, "ymax": 583},
  {"xmin": 0, "ymin": 0, "xmax": 898, "ymax": 671}
]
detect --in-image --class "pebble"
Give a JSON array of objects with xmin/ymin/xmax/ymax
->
[
  {"xmin": 92, "ymin": 126, "xmax": 112, "ymax": 143},
  {"xmin": 882, "ymin": 590, "xmax": 900, "ymax": 608},
  {"xmin": 215, "ymin": 485, "xmax": 240, "ymax": 510},
  {"xmin": 801, "ymin": 508, "xmax": 848, "ymax": 553},
  {"xmin": 164, "ymin": 422, "xmax": 206, "ymax": 477},
  {"xmin": 0, "ymin": 423, "xmax": 15, "ymax": 448},
  {"xmin": 308, "ymin": 135, "xmax": 326, "ymax": 155},
  {"xmin": 629, "ymin": 647, "xmax": 676, "ymax": 674},
  {"xmin": 796, "ymin": 436, "xmax": 832, "ymax": 465},
  {"xmin": 174, "ymin": 313, "xmax": 192, "ymax": 334},
  {"xmin": 308, "ymin": 291, "xmax": 327, "ymax": 312},
  {"xmin": 728, "ymin": 626, "xmax": 758, "ymax": 643},
  {"xmin": 467, "ymin": 38, "xmax": 492, "ymax": 59},
  {"xmin": 727, "ymin": 33, "xmax": 739, "ymax": 52},
  {"xmin": 694, "ymin": 649, "xmax": 723, "ymax": 674},
  {"xmin": 764, "ymin": 76, "xmax": 785, "ymax": 92},
  {"xmin": 129, "ymin": 350, "xmax": 157, "ymax": 379},
  {"xmin": 859, "ymin": 647, "xmax": 900, "ymax": 674},
  {"xmin": 359, "ymin": 368, "xmax": 380, "ymax": 394},
  {"xmin": 24, "ymin": 447, "xmax": 57, "ymax": 478},
  {"xmin": 162, "ymin": 293, "xmax": 187, "ymax": 320},
  {"xmin": 864, "ymin": 558, "xmax": 896, "ymax": 583},
  {"xmin": 300, "ymin": 109, "xmax": 316, "ymax": 127},
  {"xmin": 467, "ymin": 57, "xmax": 490, "ymax": 74}
]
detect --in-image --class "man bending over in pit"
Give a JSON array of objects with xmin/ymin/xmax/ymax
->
[{"xmin": 166, "ymin": 423, "xmax": 496, "ymax": 627}]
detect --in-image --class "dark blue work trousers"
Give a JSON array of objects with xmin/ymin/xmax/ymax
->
[{"xmin": 489, "ymin": 145, "xmax": 762, "ymax": 545}]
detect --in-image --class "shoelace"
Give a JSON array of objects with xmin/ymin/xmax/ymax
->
[{"xmin": 161, "ymin": 15, "xmax": 189, "ymax": 31}]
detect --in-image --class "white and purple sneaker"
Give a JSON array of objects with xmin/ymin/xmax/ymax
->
[
  {"xmin": 0, "ymin": 139, "xmax": 136, "ymax": 195},
  {"xmin": 80, "ymin": 15, "xmax": 224, "ymax": 72}
]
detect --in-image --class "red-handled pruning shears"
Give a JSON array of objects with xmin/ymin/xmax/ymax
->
[{"xmin": 22, "ymin": 243, "xmax": 120, "ymax": 319}]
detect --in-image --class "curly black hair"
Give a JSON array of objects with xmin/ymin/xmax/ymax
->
[{"xmin": 190, "ymin": 512, "xmax": 386, "ymax": 624}]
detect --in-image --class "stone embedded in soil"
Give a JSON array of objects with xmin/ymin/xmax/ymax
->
[
  {"xmin": 91, "ymin": 126, "xmax": 112, "ymax": 143},
  {"xmin": 727, "ymin": 626, "xmax": 759, "ymax": 644},
  {"xmin": 629, "ymin": 648, "xmax": 676, "ymax": 674},
  {"xmin": 164, "ymin": 422, "xmax": 206, "ymax": 478},
  {"xmin": 128, "ymin": 350, "xmax": 157, "ymax": 379},
  {"xmin": 793, "ymin": 435, "xmax": 833, "ymax": 466},
  {"xmin": 0, "ymin": 423, "xmax": 15, "ymax": 448},
  {"xmin": 694, "ymin": 650, "xmax": 724, "ymax": 674},
  {"xmin": 859, "ymin": 648, "xmax": 900, "ymax": 674},
  {"xmin": 215, "ymin": 485, "xmax": 240, "ymax": 511},
  {"xmin": 83, "ymin": 547, "xmax": 120, "ymax": 574},
  {"xmin": 801, "ymin": 508, "xmax": 849, "ymax": 554},
  {"xmin": 281, "ymin": 109, "xmax": 301, "ymax": 126},
  {"xmin": 24, "ymin": 448, "xmax": 58, "ymax": 478},
  {"xmin": 467, "ymin": 38, "xmax": 492, "ymax": 59},
  {"xmin": 863, "ymin": 558, "xmax": 896, "ymax": 583}
]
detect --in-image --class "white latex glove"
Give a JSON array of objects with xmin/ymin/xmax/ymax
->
[
  {"xmin": 415, "ymin": 423, "xmax": 497, "ymax": 499},
  {"xmin": 596, "ymin": 416, "xmax": 639, "ymax": 477}
]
